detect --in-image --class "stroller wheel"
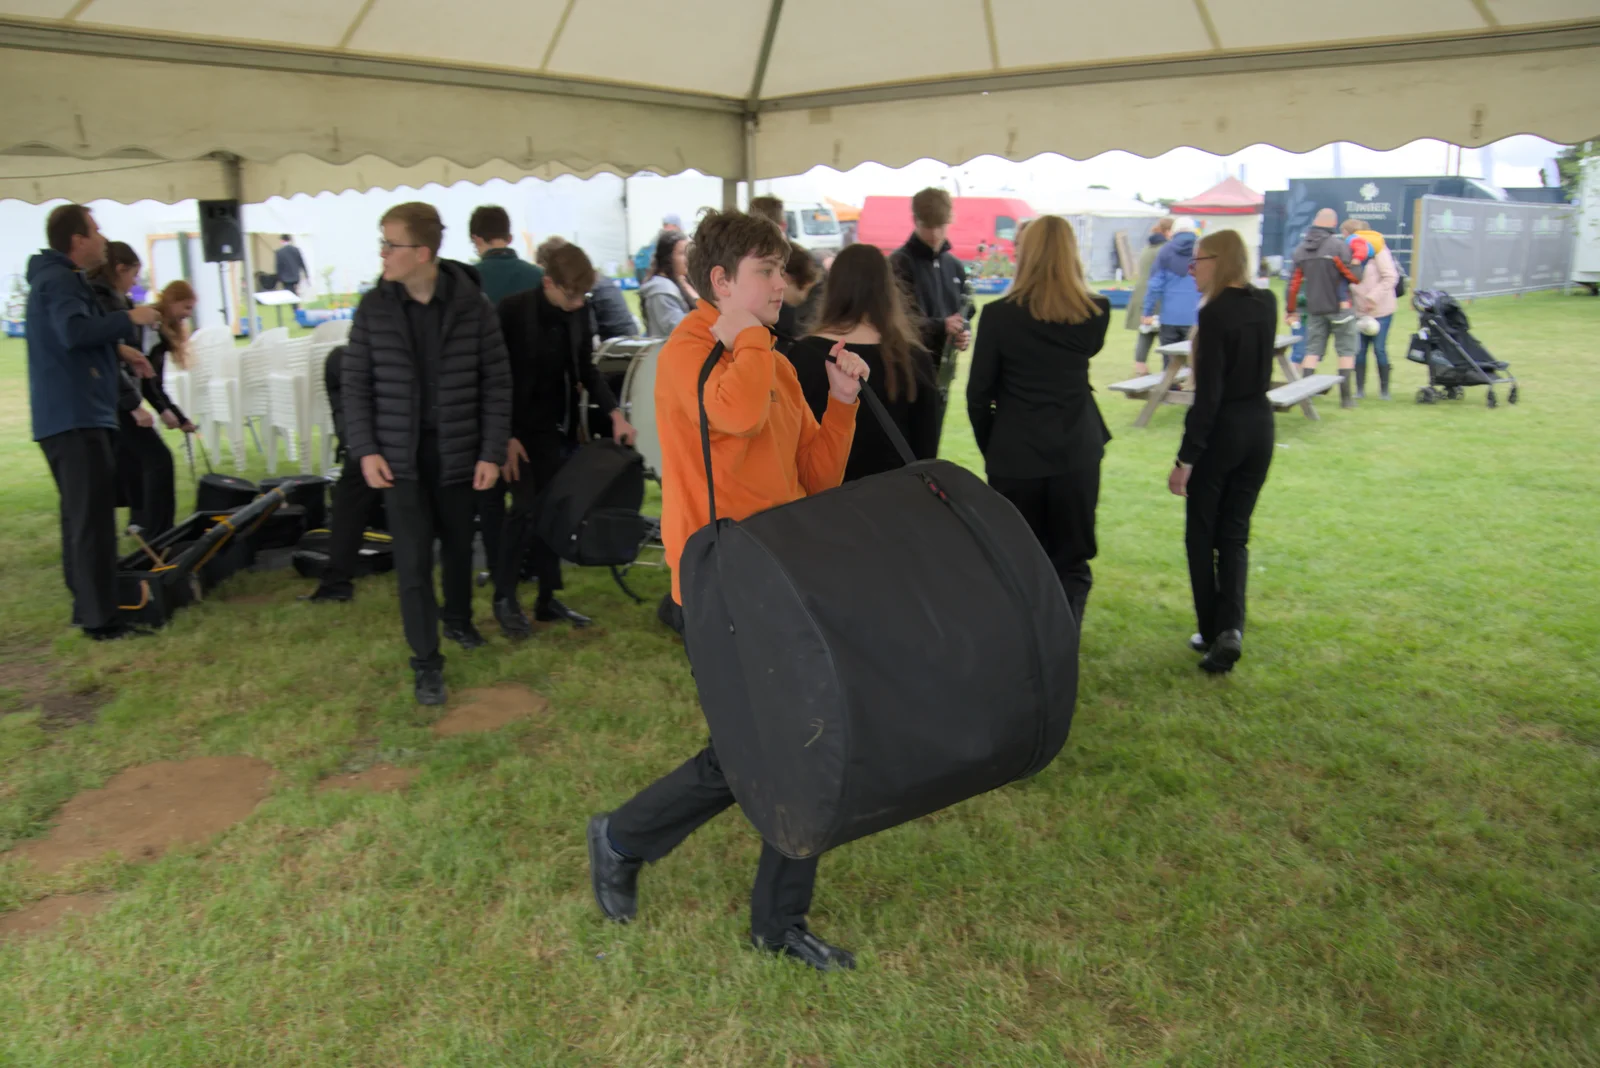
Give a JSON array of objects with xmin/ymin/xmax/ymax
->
[
  {"xmin": 1416, "ymin": 387, "xmax": 1437, "ymax": 404},
  {"xmin": 1446, "ymin": 385, "xmax": 1464, "ymax": 400},
  {"xmin": 1487, "ymin": 390, "xmax": 1498, "ymax": 409},
  {"xmin": 1509, "ymin": 386, "xmax": 1519, "ymax": 405}
]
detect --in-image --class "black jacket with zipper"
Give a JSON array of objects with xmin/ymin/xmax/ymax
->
[
  {"xmin": 341, "ymin": 259, "xmax": 512, "ymax": 485},
  {"xmin": 497, "ymin": 286, "xmax": 617, "ymax": 444},
  {"xmin": 891, "ymin": 233, "xmax": 968, "ymax": 373},
  {"xmin": 967, "ymin": 295, "xmax": 1112, "ymax": 479}
]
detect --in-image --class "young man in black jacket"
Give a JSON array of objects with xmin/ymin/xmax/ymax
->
[
  {"xmin": 342, "ymin": 202, "xmax": 512, "ymax": 705},
  {"xmin": 491, "ymin": 242, "xmax": 636, "ymax": 638},
  {"xmin": 891, "ymin": 187, "xmax": 969, "ymax": 443}
]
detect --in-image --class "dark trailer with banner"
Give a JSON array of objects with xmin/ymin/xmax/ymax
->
[{"xmin": 1279, "ymin": 176, "xmax": 1507, "ymax": 277}]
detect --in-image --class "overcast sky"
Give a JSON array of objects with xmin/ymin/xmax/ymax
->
[{"xmin": 800, "ymin": 136, "xmax": 1566, "ymax": 205}]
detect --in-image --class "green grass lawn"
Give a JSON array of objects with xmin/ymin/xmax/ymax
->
[{"xmin": 2, "ymin": 291, "xmax": 1598, "ymax": 1066}]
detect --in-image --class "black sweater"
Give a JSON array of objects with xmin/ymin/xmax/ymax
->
[
  {"xmin": 789, "ymin": 335, "xmax": 942, "ymax": 481},
  {"xmin": 1177, "ymin": 286, "xmax": 1278, "ymax": 465},
  {"xmin": 966, "ymin": 295, "xmax": 1112, "ymax": 479}
]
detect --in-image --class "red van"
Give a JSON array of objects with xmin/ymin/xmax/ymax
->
[{"xmin": 857, "ymin": 195, "xmax": 1036, "ymax": 262}]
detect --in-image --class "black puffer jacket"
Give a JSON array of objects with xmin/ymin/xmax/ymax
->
[{"xmin": 341, "ymin": 260, "xmax": 512, "ymax": 485}]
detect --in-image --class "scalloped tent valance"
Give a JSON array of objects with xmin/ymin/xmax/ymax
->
[{"xmin": 1, "ymin": 1, "xmax": 1598, "ymax": 204}]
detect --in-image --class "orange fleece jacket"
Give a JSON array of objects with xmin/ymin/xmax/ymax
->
[{"xmin": 655, "ymin": 301, "xmax": 858, "ymax": 603}]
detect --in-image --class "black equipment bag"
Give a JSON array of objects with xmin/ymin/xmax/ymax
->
[
  {"xmin": 290, "ymin": 528, "xmax": 395, "ymax": 579},
  {"xmin": 196, "ymin": 472, "xmax": 257, "ymax": 514},
  {"xmin": 260, "ymin": 476, "xmax": 328, "ymax": 531},
  {"xmin": 191, "ymin": 437, "xmax": 258, "ymax": 513},
  {"xmin": 530, "ymin": 440, "xmax": 650, "ymax": 567},
  {"xmin": 679, "ymin": 343, "xmax": 1078, "ymax": 860}
]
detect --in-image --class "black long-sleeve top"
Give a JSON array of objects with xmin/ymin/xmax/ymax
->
[
  {"xmin": 142, "ymin": 333, "xmax": 189, "ymax": 424},
  {"xmin": 966, "ymin": 295, "xmax": 1112, "ymax": 479},
  {"xmin": 788, "ymin": 335, "xmax": 942, "ymax": 481},
  {"xmin": 1177, "ymin": 286, "xmax": 1278, "ymax": 465}
]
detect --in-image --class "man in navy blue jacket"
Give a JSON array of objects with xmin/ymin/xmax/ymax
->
[{"xmin": 28, "ymin": 204, "xmax": 158, "ymax": 640}]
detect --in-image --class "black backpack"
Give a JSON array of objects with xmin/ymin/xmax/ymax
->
[
  {"xmin": 678, "ymin": 343, "xmax": 1078, "ymax": 860},
  {"xmin": 530, "ymin": 440, "xmax": 650, "ymax": 567}
]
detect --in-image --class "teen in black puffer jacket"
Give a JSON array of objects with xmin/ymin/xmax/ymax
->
[{"xmin": 341, "ymin": 259, "xmax": 513, "ymax": 485}]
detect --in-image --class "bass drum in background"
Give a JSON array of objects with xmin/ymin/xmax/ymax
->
[{"xmin": 613, "ymin": 338, "xmax": 664, "ymax": 480}]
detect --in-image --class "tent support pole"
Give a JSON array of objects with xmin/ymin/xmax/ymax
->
[{"xmin": 222, "ymin": 154, "xmax": 260, "ymax": 339}]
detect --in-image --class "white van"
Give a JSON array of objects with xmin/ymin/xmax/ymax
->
[{"xmin": 782, "ymin": 202, "xmax": 844, "ymax": 254}]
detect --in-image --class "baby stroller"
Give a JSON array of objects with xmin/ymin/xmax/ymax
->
[{"xmin": 1406, "ymin": 290, "xmax": 1519, "ymax": 408}]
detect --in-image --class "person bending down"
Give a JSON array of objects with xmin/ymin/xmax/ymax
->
[{"xmin": 586, "ymin": 208, "xmax": 869, "ymax": 972}]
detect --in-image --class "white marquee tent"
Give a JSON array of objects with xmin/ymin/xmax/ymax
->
[{"xmin": 2, "ymin": 1, "xmax": 1598, "ymax": 206}]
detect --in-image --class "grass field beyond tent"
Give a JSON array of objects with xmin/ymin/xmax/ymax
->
[{"xmin": 1, "ymin": 291, "xmax": 1598, "ymax": 1066}]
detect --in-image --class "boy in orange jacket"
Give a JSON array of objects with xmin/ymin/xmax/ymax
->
[{"xmin": 587, "ymin": 209, "xmax": 869, "ymax": 972}]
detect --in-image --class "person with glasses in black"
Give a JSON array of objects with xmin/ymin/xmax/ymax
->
[{"xmin": 342, "ymin": 202, "xmax": 512, "ymax": 705}]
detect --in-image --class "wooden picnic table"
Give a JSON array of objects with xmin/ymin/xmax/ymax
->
[{"xmin": 1108, "ymin": 334, "xmax": 1339, "ymax": 427}]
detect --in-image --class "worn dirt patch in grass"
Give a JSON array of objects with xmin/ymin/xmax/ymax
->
[
  {"xmin": 13, "ymin": 756, "xmax": 275, "ymax": 874},
  {"xmin": 0, "ymin": 648, "xmax": 102, "ymax": 730},
  {"xmin": 433, "ymin": 684, "xmax": 549, "ymax": 737},
  {"xmin": 316, "ymin": 763, "xmax": 419, "ymax": 794},
  {"xmin": 0, "ymin": 893, "xmax": 116, "ymax": 939}
]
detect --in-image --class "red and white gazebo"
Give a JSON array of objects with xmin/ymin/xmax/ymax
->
[{"xmin": 1171, "ymin": 177, "xmax": 1267, "ymax": 268}]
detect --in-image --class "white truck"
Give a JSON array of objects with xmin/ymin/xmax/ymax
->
[{"xmin": 1575, "ymin": 155, "xmax": 1600, "ymax": 293}]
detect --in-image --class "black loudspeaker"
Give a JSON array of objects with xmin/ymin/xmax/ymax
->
[{"xmin": 199, "ymin": 199, "xmax": 243, "ymax": 263}]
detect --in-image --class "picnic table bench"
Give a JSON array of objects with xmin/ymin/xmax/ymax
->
[{"xmin": 1108, "ymin": 334, "xmax": 1338, "ymax": 427}]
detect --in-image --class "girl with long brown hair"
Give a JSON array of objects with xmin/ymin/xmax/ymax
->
[
  {"xmin": 1167, "ymin": 228, "xmax": 1277, "ymax": 674},
  {"xmin": 788, "ymin": 243, "xmax": 942, "ymax": 480},
  {"xmin": 966, "ymin": 214, "xmax": 1111, "ymax": 629}
]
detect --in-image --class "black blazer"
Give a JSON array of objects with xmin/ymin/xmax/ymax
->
[
  {"xmin": 789, "ymin": 335, "xmax": 942, "ymax": 482},
  {"xmin": 966, "ymin": 295, "xmax": 1112, "ymax": 479},
  {"xmin": 497, "ymin": 286, "xmax": 617, "ymax": 444}
]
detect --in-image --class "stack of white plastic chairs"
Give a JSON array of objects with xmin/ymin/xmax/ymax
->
[
  {"xmin": 240, "ymin": 327, "xmax": 286, "ymax": 438},
  {"xmin": 205, "ymin": 344, "xmax": 248, "ymax": 469},
  {"xmin": 165, "ymin": 325, "xmax": 229, "ymax": 444},
  {"xmin": 265, "ymin": 336, "xmax": 314, "ymax": 474}
]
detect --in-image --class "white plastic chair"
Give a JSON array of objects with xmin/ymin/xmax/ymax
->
[
  {"xmin": 179, "ymin": 325, "xmax": 230, "ymax": 450},
  {"xmin": 241, "ymin": 327, "xmax": 287, "ymax": 426},
  {"xmin": 206, "ymin": 347, "xmax": 248, "ymax": 469},
  {"xmin": 307, "ymin": 341, "xmax": 338, "ymax": 473},
  {"xmin": 264, "ymin": 337, "xmax": 312, "ymax": 474},
  {"xmin": 311, "ymin": 318, "xmax": 352, "ymax": 346}
]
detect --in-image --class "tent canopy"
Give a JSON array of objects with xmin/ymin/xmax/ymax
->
[
  {"xmin": 2, "ymin": 1, "xmax": 1598, "ymax": 204},
  {"xmin": 1171, "ymin": 176, "xmax": 1265, "ymax": 216}
]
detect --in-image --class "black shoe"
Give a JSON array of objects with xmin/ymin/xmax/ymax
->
[
  {"xmin": 587, "ymin": 814, "xmax": 642, "ymax": 923},
  {"xmin": 85, "ymin": 622, "xmax": 153, "ymax": 642},
  {"xmin": 535, "ymin": 599, "xmax": 591, "ymax": 628},
  {"xmin": 443, "ymin": 623, "xmax": 488, "ymax": 650},
  {"xmin": 1188, "ymin": 633, "xmax": 1209, "ymax": 654},
  {"xmin": 1199, "ymin": 629, "xmax": 1243, "ymax": 674},
  {"xmin": 752, "ymin": 927, "xmax": 856, "ymax": 972},
  {"xmin": 414, "ymin": 667, "xmax": 447, "ymax": 706},
  {"xmin": 493, "ymin": 597, "xmax": 532, "ymax": 640},
  {"xmin": 299, "ymin": 583, "xmax": 353, "ymax": 604}
]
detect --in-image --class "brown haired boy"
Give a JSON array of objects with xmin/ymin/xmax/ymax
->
[{"xmin": 587, "ymin": 209, "xmax": 870, "ymax": 971}]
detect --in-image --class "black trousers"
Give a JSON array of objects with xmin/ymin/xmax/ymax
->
[
  {"xmin": 1185, "ymin": 401, "xmax": 1275, "ymax": 643},
  {"xmin": 990, "ymin": 464, "xmax": 1101, "ymax": 628},
  {"xmin": 40, "ymin": 428, "xmax": 119, "ymax": 631},
  {"xmin": 383, "ymin": 436, "xmax": 477, "ymax": 671},
  {"xmin": 317, "ymin": 457, "xmax": 384, "ymax": 594},
  {"xmin": 476, "ymin": 481, "xmax": 504, "ymax": 578},
  {"xmin": 492, "ymin": 433, "xmax": 565, "ymax": 603},
  {"xmin": 610, "ymin": 744, "xmax": 819, "ymax": 942},
  {"xmin": 608, "ymin": 640, "xmax": 819, "ymax": 943},
  {"xmin": 115, "ymin": 419, "xmax": 177, "ymax": 539}
]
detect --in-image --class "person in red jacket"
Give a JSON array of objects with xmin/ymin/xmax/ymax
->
[{"xmin": 586, "ymin": 209, "xmax": 870, "ymax": 972}]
